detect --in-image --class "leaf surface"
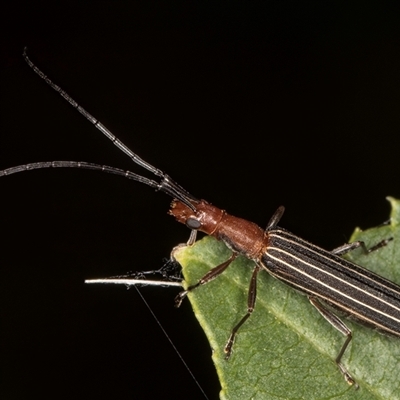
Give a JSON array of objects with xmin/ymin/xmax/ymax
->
[{"xmin": 174, "ymin": 197, "xmax": 400, "ymax": 400}]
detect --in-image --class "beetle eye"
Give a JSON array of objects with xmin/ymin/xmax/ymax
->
[{"xmin": 186, "ymin": 218, "xmax": 201, "ymax": 229}]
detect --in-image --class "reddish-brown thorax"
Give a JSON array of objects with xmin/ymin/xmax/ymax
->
[{"xmin": 169, "ymin": 199, "xmax": 267, "ymax": 261}]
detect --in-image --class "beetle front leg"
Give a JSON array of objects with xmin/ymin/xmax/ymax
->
[{"xmin": 174, "ymin": 252, "xmax": 238, "ymax": 307}]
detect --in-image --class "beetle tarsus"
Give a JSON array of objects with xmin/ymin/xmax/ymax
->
[{"xmin": 174, "ymin": 290, "xmax": 188, "ymax": 308}]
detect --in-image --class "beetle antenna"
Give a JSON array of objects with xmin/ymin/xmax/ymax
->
[{"xmin": 2, "ymin": 49, "xmax": 199, "ymax": 211}]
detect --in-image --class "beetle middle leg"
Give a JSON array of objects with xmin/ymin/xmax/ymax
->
[
  {"xmin": 224, "ymin": 264, "xmax": 261, "ymax": 359},
  {"xmin": 332, "ymin": 237, "xmax": 393, "ymax": 256}
]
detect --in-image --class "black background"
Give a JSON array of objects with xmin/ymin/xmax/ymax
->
[{"xmin": 1, "ymin": 2, "xmax": 400, "ymax": 399}]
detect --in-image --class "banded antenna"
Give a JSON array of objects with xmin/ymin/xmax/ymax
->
[{"xmin": 0, "ymin": 48, "xmax": 198, "ymax": 212}]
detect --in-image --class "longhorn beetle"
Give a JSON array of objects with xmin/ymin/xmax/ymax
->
[{"xmin": 1, "ymin": 49, "xmax": 399, "ymax": 388}]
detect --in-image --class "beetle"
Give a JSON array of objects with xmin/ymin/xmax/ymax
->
[{"xmin": 1, "ymin": 49, "xmax": 399, "ymax": 388}]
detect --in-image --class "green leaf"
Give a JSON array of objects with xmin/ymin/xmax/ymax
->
[{"xmin": 173, "ymin": 197, "xmax": 400, "ymax": 400}]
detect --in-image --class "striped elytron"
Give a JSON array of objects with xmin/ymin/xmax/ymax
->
[{"xmin": 1, "ymin": 49, "xmax": 399, "ymax": 388}]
